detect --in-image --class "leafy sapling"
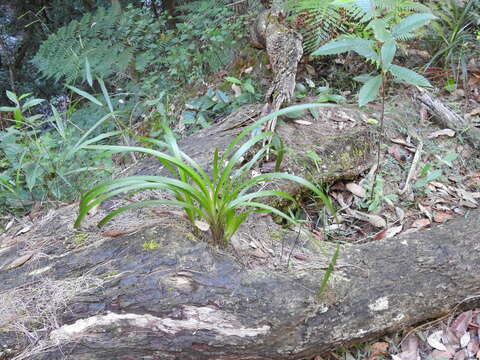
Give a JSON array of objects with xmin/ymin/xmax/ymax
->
[
  {"xmin": 312, "ymin": 1, "xmax": 435, "ymax": 106},
  {"xmin": 312, "ymin": 0, "xmax": 435, "ymax": 200}
]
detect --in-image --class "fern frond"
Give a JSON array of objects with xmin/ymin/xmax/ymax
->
[
  {"xmin": 289, "ymin": 0, "xmax": 432, "ymax": 54},
  {"xmin": 286, "ymin": 0, "xmax": 367, "ymax": 53}
]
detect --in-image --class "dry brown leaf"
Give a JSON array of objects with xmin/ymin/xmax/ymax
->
[
  {"xmin": 386, "ymin": 225, "xmax": 403, "ymax": 238},
  {"xmin": 465, "ymin": 108, "xmax": 480, "ymax": 118},
  {"xmin": 391, "ymin": 137, "xmax": 415, "ymax": 149},
  {"xmin": 346, "ymin": 182, "xmax": 366, "ymax": 198},
  {"xmin": 251, "ymin": 248, "xmax": 268, "ymax": 259},
  {"xmin": 443, "ymin": 327, "xmax": 460, "ymax": 346},
  {"xmin": 350, "ymin": 210, "xmax": 386, "ymax": 228},
  {"xmin": 5, "ymin": 219, "xmax": 14, "ymax": 231},
  {"xmin": 469, "ymin": 174, "xmax": 480, "ymax": 186},
  {"xmin": 452, "ymin": 311, "xmax": 473, "ymax": 337},
  {"xmin": 434, "ymin": 212, "xmax": 453, "ymax": 223},
  {"xmin": 15, "ymin": 226, "xmax": 31, "ymax": 237},
  {"xmin": 344, "ymin": 351, "xmax": 355, "ymax": 360},
  {"xmin": 343, "ymin": 192, "xmax": 354, "ymax": 206},
  {"xmin": 431, "ymin": 349, "xmax": 453, "ymax": 360},
  {"xmin": 260, "ymin": 161, "xmax": 276, "ymax": 173},
  {"xmin": 5, "ymin": 253, "xmax": 33, "ymax": 270},
  {"xmin": 456, "ymin": 189, "xmax": 479, "ymax": 205},
  {"xmin": 293, "ymin": 120, "xmax": 313, "ymax": 125},
  {"xmin": 396, "ymin": 207, "xmax": 406, "ymax": 222},
  {"xmin": 428, "ymin": 129, "xmax": 456, "ymax": 138},
  {"xmin": 311, "ymin": 229, "xmax": 325, "ymax": 241},
  {"xmin": 305, "ymin": 64, "xmax": 316, "ymax": 76},
  {"xmin": 330, "ymin": 183, "xmax": 346, "ymax": 191},
  {"xmin": 373, "ymin": 229, "xmax": 387, "ymax": 240},
  {"xmin": 398, "ymin": 334, "xmax": 420, "ymax": 360},
  {"xmin": 419, "ymin": 203, "xmax": 433, "ymax": 221},
  {"xmin": 420, "ymin": 106, "xmax": 429, "ymax": 122},
  {"xmin": 453, "ymin": 349, "xmax": 467, "ymax": 360},
  {"xmin": 231, "ymin": 84, "xmax": 242, "ymax": 97},
  {"xmin": 194, "ymin": 220, "xmax": 210, "ymax": 232},
  {"xmin": 88, "ymin": 202, "xmax": 100, "ymax": 216},
  {"xmin": 468, "ymin": 331, "xmax": 480, "ymax": 355},
  {"xmin": 428, "ymin": 330, "xmax": 447, "ymax": 351},
  {"xmin": 459, "ymin": 200, "xmax": 478, "ymax": 209},
  {"xmin": 103, "ymin": 228, "xmax": 139, "ymax": 237},
  {"xmin": 388, "ymin": 144, "xmax": 409, "ymax": 162},
  {"xmin": 460, "ymin": 332, "xmax": 471, "ymax": 348},
  {"xmin": 412, "ymin": 218, "xmax": 431, "ymax": 229},
  {"xmin": 369, "ymin": 342, "xmax": 389, "ymax": 353}
]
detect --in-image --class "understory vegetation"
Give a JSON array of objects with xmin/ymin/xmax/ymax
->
[
  {"xmin": 0, "ymin": 0, "xmax": 478, "ymax": 242},
  {"xmin": 0, "ymin": 0, "xmax": 479, "ymax": 359}
]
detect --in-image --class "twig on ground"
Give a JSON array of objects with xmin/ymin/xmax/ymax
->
[{"xmin": 399, "ymin": 141, "xmax": 423, "ymax": 196}]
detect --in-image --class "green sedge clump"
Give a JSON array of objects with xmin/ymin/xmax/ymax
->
[{"xmin": 74, "ymin": 104, "xmax": 334, "ymax": 246}]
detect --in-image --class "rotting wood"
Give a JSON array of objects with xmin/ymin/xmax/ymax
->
[
  {"xmin": 415, "ymin": 88, "xmax": 480, "ymax": 148},
  {"xmin": 1, "ymin": 207, "xmax": 479, "ymax": 359},
  {"xmin": 250, "ymin": 6, "xmax": 303, "ymax": 136}
]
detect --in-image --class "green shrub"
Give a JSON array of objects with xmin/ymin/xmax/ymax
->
[
  {"xmin": 0, "ymin": 91, "xmax": 118, "ymax": 212},
  {"xmin": 312, "ymin": 0, "xmax": 434, "ymax": 106},
  {"xmin": 286, "ymin": 0, "xmax": 430, "ymax": 53},
  {"xmin": 33, "ymin": 5, "xmax": 145, "ymax": 84},
  {"xmin": 33, "ymin": 1, "xmax": 248, "ymax": 97},
  {"xmin": 424, "ymin": 0, "xmax": 479, "ymax": 85}
]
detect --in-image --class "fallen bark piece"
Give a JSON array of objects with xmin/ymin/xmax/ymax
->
[{"xmin": 415, "ymin": 88, "xmax": 480, "ymax": 148}]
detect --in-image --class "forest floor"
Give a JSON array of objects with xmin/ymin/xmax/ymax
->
[{"xmin": 296, "ymin": 76, "xmax": 480, "ymax": 359}]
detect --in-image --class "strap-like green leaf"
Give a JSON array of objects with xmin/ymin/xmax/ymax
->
[
  {"xmin": 227, "ymin": 190, "xmax": 296, "ymax": 210},
  {"xmin": 66, "ymin": 85, "xmax": 103, "ymax": 107},
  {"xmin": 96, "ymin": 200, "xmax": 199, "ymax": 227},
  {"xmin": 85, "ymin": 58, "xmax": 93, "ymax": 87},
  {"xmin": 98, "ymin": 77, "xmax": 113, "ymax": 113}
]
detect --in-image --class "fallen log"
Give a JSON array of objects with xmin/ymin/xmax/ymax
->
[
  {"xmin": 1, "ymin": 204, "xmax": 479, "ymax": 359},
  {"xmin": 0, "ymin": 101, "xmax": 477, "ymax": 359}
]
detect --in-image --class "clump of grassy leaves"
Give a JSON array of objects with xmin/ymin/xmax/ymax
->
[{"xmin": 74, "ymin": 104, "xmax": 334, "ymax": 246}]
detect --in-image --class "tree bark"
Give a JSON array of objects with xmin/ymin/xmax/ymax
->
[
  {"xmin": 1, "ymin": 206, "xmax": 479, "ymax": 359},
  {"xmin": 250, "ymin": 7, "xmax": 303, "ymax": 134}
]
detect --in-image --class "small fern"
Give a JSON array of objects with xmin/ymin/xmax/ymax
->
[
  {"xmin": 286, "ymin": 0, "xmax": 431, "ymax": 53},
  {"xmin": 32, "ymin": 6, "xmax": 168, "ymax": 84}
]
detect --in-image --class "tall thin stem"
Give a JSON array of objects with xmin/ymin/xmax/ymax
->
[{"xmin": 371, "ymin": 71, "xmax": 386, "ymax": 200}]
